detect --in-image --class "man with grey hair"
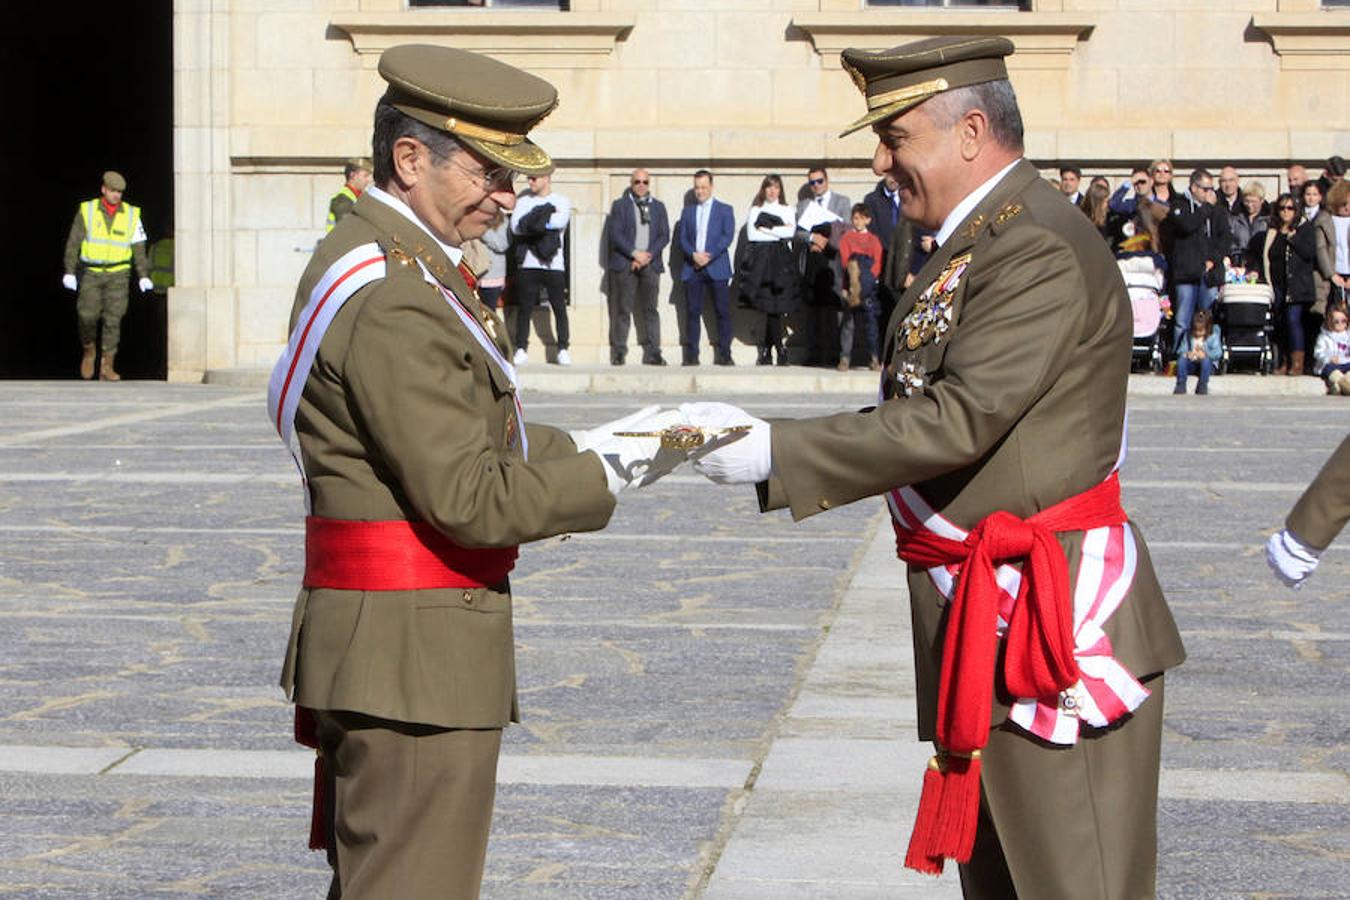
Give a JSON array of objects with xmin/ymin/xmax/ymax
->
[
  {"xmin": 272, "ymin": 44, "xmax": 676, "ymax": 897},
  {"xmin": 682, "ymin": 35, "xmax": 1184, "ymax": 899}
]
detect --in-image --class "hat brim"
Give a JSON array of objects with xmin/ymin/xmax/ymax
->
[
  {"xmin": 838, "ymin": 94, "xmax": 939, "ymax": 139},
  {"xmin": 460, "ymin": 134, "xmax": 553, "ymax": 177}
]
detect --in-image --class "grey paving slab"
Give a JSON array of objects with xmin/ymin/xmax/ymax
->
[{"xmin": 0, "ymin": 382, "xmax": 1344, "ymax": 899}]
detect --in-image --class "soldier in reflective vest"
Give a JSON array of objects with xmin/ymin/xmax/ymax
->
[
  {"xmin": 325, "ymin": 157, "xmax": 372, "ymax": 232},
  {"xmin": 61, "ymin": 171, "xmax": 154, "ymax": 381}
]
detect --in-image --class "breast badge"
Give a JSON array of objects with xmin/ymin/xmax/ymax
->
[
  {"xmin": 895, "ymin": 361, "xmax": 928, "ymax": 398},
  {"xmin": 900, "ymin": 253, "xmax": 971, "ymax": 351}
]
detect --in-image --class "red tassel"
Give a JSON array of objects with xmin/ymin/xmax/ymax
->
[
  {"xmin": 930, "ymin": 753, "xmax": 981, "ymax": 864},
  {"xmin": 904, "ymin": 758, "xmax": 947, "ymax": 875},
  {"xmin": 308, "ymin": 753, "xmax": 328, "ymax": 851}
]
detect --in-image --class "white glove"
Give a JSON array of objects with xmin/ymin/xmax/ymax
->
[
  {"xmin": 138, "ymin": 277, "xmax": 154, "ymax": 293},
  {"xmin": 1266, "ymin": 529, "xmax": 1321, "ymax": 590},
  {"xmin": 62, "ymin": 274, "xmax": 77, "ymax": 291},
  {"xmin": 587, "ymin": 408, "xmax": 687, "ymax": 496},
  {"xmin": 681, "ymin": 401, "xmax": 773, "ymax": 485},
  {"xmin": 569, "ymin": 405, "xmax": 660, "ymax": 454}
]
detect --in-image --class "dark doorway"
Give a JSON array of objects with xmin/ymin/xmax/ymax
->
[{"xmin": 0, "ymin": 2, "xmax": 173, "ymax": 379}]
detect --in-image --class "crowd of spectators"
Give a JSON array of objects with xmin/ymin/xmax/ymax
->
[
  {"xmin": 469, "ymin": 157, "xmax": 1349, "ymax": 391},
  {"xmin": 1059, "ymin": 155, "xmax": 1349, "ymax": 394}
]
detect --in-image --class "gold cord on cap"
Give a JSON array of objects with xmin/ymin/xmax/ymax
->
[
  {"xmin": 868, "ymin": 77, "xmax": 950, "ymax": 111},
  {"xmin": 444, "ymin": 117, "xmax": 526, "ymax": 146}
]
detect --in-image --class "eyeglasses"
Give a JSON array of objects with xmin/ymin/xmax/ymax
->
[
  {"xmin": 442, "ymin": 153, "xmax": 519, "ymax": 191},
  {"xmin": 808, "ymin": 178, "xmax": 826, "ymax": 187},
  {"xmin": 1278, "ymin": 205, "xmax": 1296, "ymax": 211},
  {"xmin": 632, "ymin": 179, "xmax": 649, "ymax": 185},
  {"xmin": 1153, "ymin": 168, "xmax": 1171, "ymax": 175}
]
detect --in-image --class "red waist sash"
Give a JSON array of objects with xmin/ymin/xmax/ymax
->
[
  {"xmin": 303, "ymin": 516, "xmax": 518, "ymax": 590},
  {"xmin": 891, "ymin": 472, "xmax": 1127, "ymax": 875}
]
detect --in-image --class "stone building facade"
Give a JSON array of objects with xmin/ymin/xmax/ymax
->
[{"xmin": 172, "ymin": 0, "xmax": 1350, "ymax": 379}]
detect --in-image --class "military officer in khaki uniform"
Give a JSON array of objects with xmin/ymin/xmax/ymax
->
[
  {"xmin": 272, "ymin": 45, "xmax": 676, "ymax": 898},
  {"xmin": 1267, "ymin": 435, "xmax": 1350, "ymax": 588},
  {"xmin": 61, "ymin": 170, "xmax": 154, "ymax": 380},
  {"xmin": 684, "ymin": 37, "xmax": 1185, "ymax": 899}
]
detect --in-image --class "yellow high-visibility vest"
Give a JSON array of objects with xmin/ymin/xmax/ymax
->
[
  {"xmin": 79, "ymin": 199, "xmax": 141, "ymax": 272},
  {"xmin": 325, "ymin": 186, "xmax": 359, "ymax": 233}
]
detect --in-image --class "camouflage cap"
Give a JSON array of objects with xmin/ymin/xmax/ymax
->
[
  {"xmin": 839, "ymin": 36, "xmax": 1015, "ymax": 138},
  {"xmin": 377, "ymin": 44, "xmax": 558, "ymax": 177},
  {"xmin": 102, "ymin": 170, "xmax": 127, "ymax": 191}
]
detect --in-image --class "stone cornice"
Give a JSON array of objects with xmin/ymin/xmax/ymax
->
[
  {"xmin": 790, "ymin": 11, "xmax": 1095, "ymax": 70},
  {"xmin": 1251, "ymin": 12, "xmax": 1350, "ymax": 70},
  {"xmin": 330, "ymin": 12, "xmax": 635, "ymax": 69}
]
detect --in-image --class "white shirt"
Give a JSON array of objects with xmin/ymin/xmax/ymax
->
[
  {"xmin": 934, "ymin": 158, "xmax": 1022, "ymax": 249},
  {"xmin": 365, "ymin": 185, "xmax": 464, "ymax": 268},
  {"xmin": 695, "ymin": 199, "xmax": 713, "ymax": 253},
  {"xmin": 511, "ymin": 190, "xmax": 572, "ymax": 271},
  {"xmin": 746, "ymin": 202, "xmax": 795, "ymax": 243}
]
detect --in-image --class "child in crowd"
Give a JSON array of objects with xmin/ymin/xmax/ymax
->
[
  {"xmin": 838, "ymin": 203, "xmax": 884, "ymax": 372},
  {"xmin": 1174, "ymin": 309, "xmax": 1222, "ymax": 395},
  {"xmin": 1313, "ymin": 304, "xmax": 1350, "ymax": 395}
]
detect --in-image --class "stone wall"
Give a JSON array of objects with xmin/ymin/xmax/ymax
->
[{"xmin": 169, "ymin": 0, "xmax": 1350, "ymax": 379}]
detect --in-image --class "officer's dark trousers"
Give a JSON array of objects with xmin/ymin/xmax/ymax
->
[
  {"xmin": 513, "ymin": 268, "xmax": 569, "ymax": 351},
  {"xmin": 76, "ymin": 269, "xmax": 131, "ymax": 353},
  {"xmin": 682, "ymin": 270, "xmax": 730, "ymax": 361},
  {"xmin": 315, "ymin": 710, "xmax": 502, "ymax": 900},
  {"xmin": 958, "ymin": 676, "xmax": 1165, "ymax": 900},
  {"xmin": 608, "ymin": 266, "xmax": 662, "ymax": 362}
]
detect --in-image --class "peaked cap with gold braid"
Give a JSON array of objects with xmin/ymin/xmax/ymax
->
[
  {"xmin": 839, "ymin": 36, "xmax": 1014, "ymax": 138},
  {"xmin": 378, "ymin": 44, "xmax": 559, "ymax": 176}
]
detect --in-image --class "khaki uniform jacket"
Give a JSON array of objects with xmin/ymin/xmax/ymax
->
[
  {"xmin": 279, "ymin": 195, "xmax": 615, "ymax": 729},
  {"xmin": 759, "ymin": 160, "xmax": 1186, "ymax": 739},
  {"xmin": 1287, "ymin": 435, "xmax": 1350, "ymax": 551}
]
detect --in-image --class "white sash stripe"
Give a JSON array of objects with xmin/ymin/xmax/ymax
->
[{"xmin": 266, "ymin": 244, "xmax": 387, "ymax": 508}]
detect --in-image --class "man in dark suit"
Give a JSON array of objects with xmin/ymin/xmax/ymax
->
[
  {"xmin": 676, "ymin": 169, "xmax": 736, "ymax": 365},
  {"xmin": 794, "ymin": 167, "xmax": 852, "ymax": 365},
  {"xmin": 605, "ymin": 168, "xmax": 670, "ymax": 365},
  {"xmin": 684, "ymin": 35, "xmax": 1184, "ymax": 900},
  {"xmin": 863, "ymin": 174, "xmax": 915, "ymax": 333}
]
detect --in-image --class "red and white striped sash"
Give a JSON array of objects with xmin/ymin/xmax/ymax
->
[
  {"xmin": 267, "ymin": 244, "xmax": 387, "ymax": 503},
  {"xmin": 886, "ymin": 482, "xmax": 1149, "ymax": 745}
]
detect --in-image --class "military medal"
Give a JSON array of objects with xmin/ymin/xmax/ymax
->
[
  {"xmin": 900, "ymin": 252, "xmax": 970, "ymax": 351},
  {"xmin": 895, "ymin": 361, "xmax": 928, "ymax": 398}
]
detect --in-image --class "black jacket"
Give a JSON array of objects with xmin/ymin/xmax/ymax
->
[
  {"xmin": 512, "ymin": 203, "xmax": 560, "ymax": 265},
  {"xmin": 862, "ymin": 180, "xmax": 914, "ymax": 294},
  {"xmin": 1165, "ymin": 193, "xmax": 1228, "ymax": 284}
]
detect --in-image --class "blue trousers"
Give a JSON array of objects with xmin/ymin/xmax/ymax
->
[
  {"xmin": 1172, "ymin": 280, "xmax": 1217, "ymax": 353},
  {"xmin": 683, "ymin": 270, "xmax": 731, "ymax": 360},
  {"xmin": 1176, "ymin": 354, "xmax": 1213, "ymax": 390}
]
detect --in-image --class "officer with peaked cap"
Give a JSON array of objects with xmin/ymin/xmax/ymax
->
[
  {"xmin": 271, "ymin": 44, "xmax": 678, "ymax": 897},
  {"xmin": 682, "ymin": 36, "xmax": 1185, "ymax": 898}
]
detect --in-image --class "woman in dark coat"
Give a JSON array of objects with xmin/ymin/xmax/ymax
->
[
  {"xmin": 735, "ymin": 174, "xmax": 799, "ymax": 365},
  {"xmin": 1253, "ymin": 193, "xmax": 1318, "ymax": 375}
]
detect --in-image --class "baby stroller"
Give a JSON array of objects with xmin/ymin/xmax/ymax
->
[
  {"xmin": 1215, "ymin": 282, "xmax": 1275, "ymax": 374},
  {"xmin": 1117, "ymin": 252, "xmax": 1165, "ymax": 372}
]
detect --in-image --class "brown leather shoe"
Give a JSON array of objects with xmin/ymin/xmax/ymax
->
[
  {"xmin": 79, "ymin": 343, "xmax": 96, "ymax": 380},
  {"xmin": 99, "ymin": 352, "xmax": 120, "ymax": 382}
]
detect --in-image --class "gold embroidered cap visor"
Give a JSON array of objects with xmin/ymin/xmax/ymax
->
[
  {"xmin": 838, "ymin": 36, "xmax": 1015, "ymax": 138},
  {"xmin": 377, "ymin": 44, "xmax": 559, "ymax": 177}
]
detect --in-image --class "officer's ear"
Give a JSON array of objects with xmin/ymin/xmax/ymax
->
[
  {"xmin": 389, "ymin": 136, "xmax": 425, "ymax": 190},
  {"xmin": 958, "ymin": 108, "xmax": 990, "ymax": 163}
]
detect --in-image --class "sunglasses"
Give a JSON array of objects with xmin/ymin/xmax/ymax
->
[
  {"xmin": 632, "ymin": 179, "xmax": 649, "ymax": 185},
  {"xmin": 1132, "ymin": 179, "xmax": 1149, "ymax": 188},
  {"xmin": 1279, "ymin": 205, "xmax": 1296, "ymax": 211},
  {"xmin": 808, "ymin": 178, "xmax": 826, "ymax": 187},
  {"xmin": 1153, "ymin": 168, "xmax": 1171, "ymax": 175}
]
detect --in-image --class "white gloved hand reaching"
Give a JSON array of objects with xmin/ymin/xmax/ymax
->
[
  {"xmin": 138, "ymin": 277, "xmax": 154, "ymax": 293},
  {"xmin": 680, "ymin": 401, "xmax": 773, "ymax": 485},
  {"xmin": 586, "ymin": 407, "xmax": 687, "ymax": 496},
  {"xmin": 62, "ymin": 274, "xmax": 77, "ymax": 291},
  {"xmin": 1265, "ymin": 528, "xmax": 1320, "ymax": 589}
]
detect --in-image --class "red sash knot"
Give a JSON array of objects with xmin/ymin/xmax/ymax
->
[
  {"xmin": 294, "ymin": 516, "xmax": 518, "ymax": 850},
  {"xmin": 893, "ymin": 473, "xmax": 1128, "ymax": 874}
]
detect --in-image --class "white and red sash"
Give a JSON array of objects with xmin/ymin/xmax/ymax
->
[
  {"xmin": 267, "ymin": 243, "xmax": 387, "ymax": 502},
  {"xmin": 885, "ymin": 479, "xmax": 1149, "ymax": 746}
]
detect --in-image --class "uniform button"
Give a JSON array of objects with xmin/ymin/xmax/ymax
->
[
  {"xmin": 818, "ymin": 498, "xmax": 832, "ymax": 510},
  {"xmin": 462, "ymin": 590, "xmax": 474, "ymax": 605}
]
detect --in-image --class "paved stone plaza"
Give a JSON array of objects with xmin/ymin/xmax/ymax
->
[{"xmin": 0, "ymin": 382, "xmax": 1344, "ymax": 899}]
